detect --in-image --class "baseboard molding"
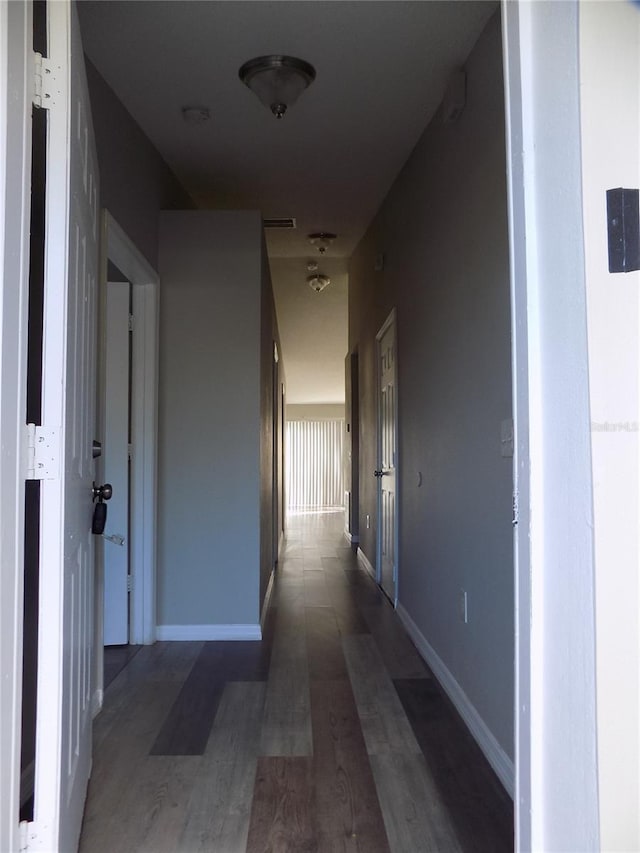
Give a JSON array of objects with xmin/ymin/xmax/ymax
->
[
  {"xmin": 261, "ymin": 569, "xmax": 275, "ymax": 631},
  {"xmin": 156, "ymin": 623, "xmax": 262, "ymax": 641},
  {"xmin": 396, "ymin": 603, "xmax": 515, "ymax": 797},
  {"xmin": 356, "ymin": 547, "xmax": 376, "ymax": 580},
  {"xmin": 344, "ymin": 528, "xmax": 360, "ymax": 545}
]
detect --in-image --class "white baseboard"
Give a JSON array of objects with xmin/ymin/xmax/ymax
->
[
  {"xmin": 356, "ymin": 547, "xmax": 376, "ymax": 580},
  {"xmin": 261, "ymin": 569, "xmax": 275, "ymax": 631},
  {"xmin": 396, "ymin": 603, "xmax": 515, "ymax": 797},
  {"xmin": 156, "ymin": 623, "xmax": 262, "ymax": 641}
]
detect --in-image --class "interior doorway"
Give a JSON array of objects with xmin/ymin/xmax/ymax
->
[
  {"xmin": 102, "ymin": 271, "xmax": 131, "ymax": 646},
  {"xmin": 376, "ymin": 310, "xmax": 398, "ymax": 604},
  {"xmin": 94, "ymin": 212, "xmax": 160, "ymax": 705}
]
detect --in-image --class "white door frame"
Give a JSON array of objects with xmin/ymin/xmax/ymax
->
[
  {"xmin": 502, "ymin": 2, "xmax": 599, "ymax": 850},
  {"xmin": 97, "ymin": 211, "xmax": 158, "ymax": 661},
  {"xmin": 375, "ymin": 308, "xmax": 398, "ymax": 605},
  {"xmin": 0, "ymin": 2, "xmax": 32, "ymax": 851},
  {"xmin": 102, "ymin": 279, "xmax": 131, "ymax": 646}
]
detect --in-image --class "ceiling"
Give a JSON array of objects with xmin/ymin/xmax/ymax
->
[
  {"xmin": 270, "ymin": 258, "xmax": 348, "ymax": 404},
  {"xmin": 78, "ymin": 1, "xmax": 496, "ymax": 403}
]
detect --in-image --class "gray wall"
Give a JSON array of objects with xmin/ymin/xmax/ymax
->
[
  {"xmin": 349, "ymin": 12, "xmax": 513, "ymax": 759},
  {"xmin": 158, "ymin": 211, "xmax": 264, "ymax": 627},
  {"xmin": 85, "ymin": 59, "xmax": 194, "ymax": 269}
]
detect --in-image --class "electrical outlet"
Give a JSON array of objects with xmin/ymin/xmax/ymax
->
[
  {"xmin": 459, "ymin": 589, "xmax": 468, "ymax": 624},
  {"xmin": 366, "ymin": 514, "xmax": 371, "ymax": 529}
]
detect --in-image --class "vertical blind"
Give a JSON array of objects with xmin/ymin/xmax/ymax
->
[{"xmin": 286, "ymin": 420, "xmax": 344, "ymax": 511}]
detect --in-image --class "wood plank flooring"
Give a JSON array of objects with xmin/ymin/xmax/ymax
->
[{"xmin": 80, "ymin": 510, "xmax": 513, "ymax": 852}]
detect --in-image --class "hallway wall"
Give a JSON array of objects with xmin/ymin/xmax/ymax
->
[
  {"xmin": 158, "ymin": 211, "xmax": 277, "ymax": 634},
  {"xmin": 349, "ymin": 11, "xmax": 513, "ymax": 774},
  {"xmin": 85, "ymin": 59, "xmax": 194, "ymax": 268}
]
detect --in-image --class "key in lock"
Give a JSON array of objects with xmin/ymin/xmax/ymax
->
[{"xmin": 91, "ymin": 482, "xmax": 112, "ymax": 535}]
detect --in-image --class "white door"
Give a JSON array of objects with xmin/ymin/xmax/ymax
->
[
  {"xmin": 103, "ymin": 281, "xmax": 130, "ymax": 645},
  {"xmin": 376, "ymin": 312, "xmax": 397, "ymax": 602},
  {"xmin": 31, "ymin": 3, "xmax": 99, "ymax": 850}
]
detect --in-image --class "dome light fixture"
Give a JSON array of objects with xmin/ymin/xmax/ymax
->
[
  {"xmin": 239, "ymin": 55, "xmax": 316, "ymax": 119},
  {"xmin": 308, "ymin": 232, "xmax": 337, "ymax": 254},
  {"xmin": 308, "ymin": 274, "xmax": 331, "ymax": 293}
]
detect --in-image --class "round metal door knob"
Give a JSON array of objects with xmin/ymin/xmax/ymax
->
[{"xmin": 92, "ymin": 482, "xmax": 113, "ymax": 501}]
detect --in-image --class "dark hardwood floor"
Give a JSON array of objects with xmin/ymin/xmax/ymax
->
[
  {"xmin": 103, "ymin": 643, "xmax": 142, "ymax": 690},
  {"xmin": 81, "ymin": 510, "xmax": 513, "ymax": 852}
]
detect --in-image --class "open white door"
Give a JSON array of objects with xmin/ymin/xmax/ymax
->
[
  {"xmin": 103, "ymin": 281, "xmax": 130, "ymax": 646},
  {"xmin": 27, "ymin": 3, "xmax": 100, "ymax": 850},
  {"xmin": 376, "ymin": 310, "xmax": 397, "ymax": 603}
]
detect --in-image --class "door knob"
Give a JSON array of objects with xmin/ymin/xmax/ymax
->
[
  {"xmin": 92, "ymin": 482, "xmax": 112, "ymax": 501},
  {"xmin": 374, "ymin": 469, "xmax": 383, "ymax": 477}
]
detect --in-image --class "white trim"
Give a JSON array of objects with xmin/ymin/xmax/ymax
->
[
  {"xmin": 501, "ymin": 5, "xmax": 534, "ymax": 843},
  {"xmin": 34, "ymin": 1, "xmax": 72, "ymax": 846},
  {"xmin": 356, "ymin": 547, "xmax": 376, "ymax": 580},
  {"xmin": 103, "ymin": 211, "xmax": 159, "ymax": 647},
  {"xmin": 397, "ymin": 603, "xmax": 515, "ymax": 797},
  {"xmin": 106, "ymin": 211, "xmax": 158, "ymax": 285},
  {"xmin": 502, "ymin": 2, "xmax": 600, "ymax": 850},
  {"xmin": 156, "ymin": 623, "xmax": 262, "ymax": 641},
  {"xmin": 260, "ymin": 569, "xmax": 275, "ymax": 631},
  {"xmin": 375, "ymin": 308, "xmax": 398, "ymax": 605},
  {"xmin": 0, "ymin": 3, "xmax": 31, "ymax": 851}
]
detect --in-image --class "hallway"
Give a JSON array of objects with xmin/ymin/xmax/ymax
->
[{"xmin": 79, "ymin": 512, "xmax": 512, "ymax": 852}]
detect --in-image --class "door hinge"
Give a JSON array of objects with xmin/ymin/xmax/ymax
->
[
  {"xmin": 32, "ymin": 52, "xmax": 55, "ymax": 109},
  {"xmin": 512, "ymin": 489, "xmax": 519, "ymax": 526},
  {"xmin": 127, "ymin": 574, "xmax": 132, "ymax": 593},
  {"xmin": 128, "ymin": 443, "xmax": 133, "ymax": 460},
  {"xmin": 128, "ymin": 313, "xmax": 134, "ymax": 332},
  {"xmin": 26, "ymin": 423, "xmax": 60, "ymax": 480}
]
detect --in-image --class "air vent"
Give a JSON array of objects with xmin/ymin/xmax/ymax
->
[{"xmin": 263, "ymin": 217, "xmax": 297, "ymax": 229}]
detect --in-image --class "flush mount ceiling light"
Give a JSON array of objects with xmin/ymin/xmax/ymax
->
[
  {"xmin": 308, "ymin": 274, "xmax": 331, "ymax": 293},
  {"xmin": 238, "ymin": 55, "xmax": 316, "ymax": 119},
  {"xmin": 308, "ymin": 232, "xmax": 337, "ymax": 254}
]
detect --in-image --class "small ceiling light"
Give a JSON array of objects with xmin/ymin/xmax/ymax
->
[
  {"xmin": 181, "ymin": 106, "xmax": 211, "ymax": 125},
  {"xmin": 308, "ymin": 274, "xmax": 331, "ymax": 293},
  {"xmin": 307, "ymin": 260, "xmax": 318, "ymax": 272},
  {"xmin": 238, "ymin": 55, "xmax": 316, "ymax": 119},
  {"xmin": 308, "ymin": 232, "xmax": 337, "ymax": 254}
]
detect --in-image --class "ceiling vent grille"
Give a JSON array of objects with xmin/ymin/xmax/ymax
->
[{"xmin": 263, "ymin": 217, "xmax": 297, "ymax": 229}]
